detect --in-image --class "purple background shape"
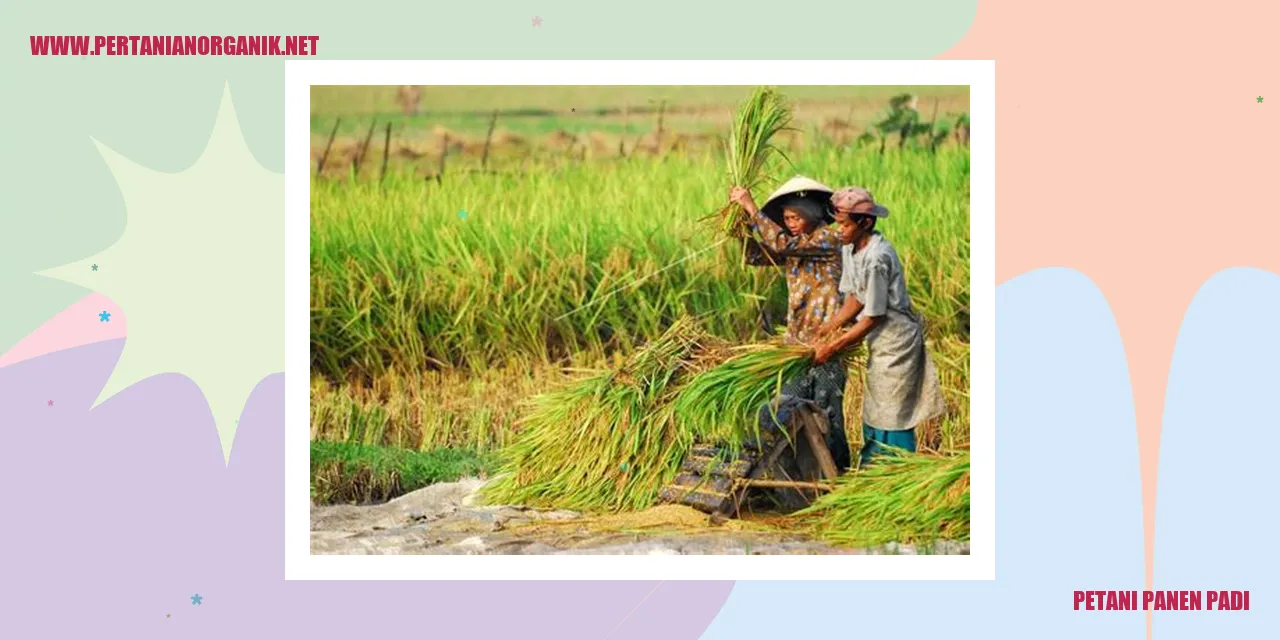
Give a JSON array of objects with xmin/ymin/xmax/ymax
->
[{"xmin": 0, "ymin": 338, "xmax": 734, "ymax": 638}]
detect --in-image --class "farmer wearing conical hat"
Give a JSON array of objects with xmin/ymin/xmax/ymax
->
[
  {"xmin": 729, "ymin": 175, "xmax": 851, "ymax": 471},
  {"xmin": 814, "ymin": 187, "xmax": 945, "ymax": 468}
]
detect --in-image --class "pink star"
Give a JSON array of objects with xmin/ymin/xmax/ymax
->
[
  {"xmin": 47, "ymin": 400, "xmax": 53, "ymax": 407},
  {"xmin": 532, "ymin": 16, "xmax": 543, "ymax": 27}
]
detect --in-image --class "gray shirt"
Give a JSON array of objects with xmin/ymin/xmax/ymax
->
[
  {"xmin": 837, "ymin": 231, "xmax": 944, "ymax": 431},
  {"xmin": 839, "ymin": 232, "xmax": 916, "ymax": 324}
]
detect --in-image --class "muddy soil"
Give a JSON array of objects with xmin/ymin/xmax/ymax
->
[{"xmin": 310, "ymin": 478, "xmax": 969, "ymax": 556}]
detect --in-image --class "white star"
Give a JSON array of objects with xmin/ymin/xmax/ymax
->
[{"xmin": 40, "ymin": 82, "xmax": 283, "ymax": 461}]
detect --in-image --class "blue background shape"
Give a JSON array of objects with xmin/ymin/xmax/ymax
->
[
  {"xmin": 703, "ymin": 268, "xmax": 1147, "ymax": 638},
  {"xmin": 1154, "ymin": 267, "xmax": 1278, "ymax": 637}
]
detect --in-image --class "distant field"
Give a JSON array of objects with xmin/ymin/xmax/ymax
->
[
  {"xmin": 310, "ymin": 85, "xmax": 971, "ymax": 138},
  {"xmin": 312, "ymin": 85, "xmax": 971, "ymax": 116},
  {"xmin": 308, "ymin": 85, "xmax": 971, "ymax": 181}
]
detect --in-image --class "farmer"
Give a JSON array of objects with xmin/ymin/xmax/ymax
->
[
  {"xmin": 729, "ymin": 176, "xmax": 851, "ymax": 472},
  {"xmin": 813, "ymin": 187, "xmax": 945, "ymax": 468}
]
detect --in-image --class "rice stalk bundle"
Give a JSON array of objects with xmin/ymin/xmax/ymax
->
[
  {"xmin": 714, "ymin": 87, "xmax": 796, "ymax": 239},
  {"xmin": 671, "ymin": 342, "xmax": 815, "ymax": 447},
  {"xmin": 480, "ymin": 318, "xmax": 725, "ymax": 512},
  {"xmin": 798, "ymin": 449, "xmax": 970, "ymax": 547},
  {"xmin": 480, "ymin": 318, "xmax": 827, "ymax": 512}
]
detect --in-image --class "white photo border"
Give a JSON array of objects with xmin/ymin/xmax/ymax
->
[{"xmin": 284, "ymin": 60, "xmax": 995, "ymax": 581}]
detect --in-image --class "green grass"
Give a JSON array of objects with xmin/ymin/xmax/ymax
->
[
  {"xmin": 310, "ymin": 440, "xmax": 496, "ymax": 505},
  {"xmin": 310, "ymin": 143, "xmax": 969, "ymax": 381}
]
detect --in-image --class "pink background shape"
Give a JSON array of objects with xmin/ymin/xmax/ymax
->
[
  {"xmin": 0, "ymin": 292, "xmax": 126, "ymax": 368},
  {"xmin": 939, "ymin": 0, "xmax": 1279, "ymax": 617}
]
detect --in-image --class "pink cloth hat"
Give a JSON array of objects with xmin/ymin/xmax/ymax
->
[{"xmin": 830, "ymin": 187, "xmax": 889, "ymax": 218}]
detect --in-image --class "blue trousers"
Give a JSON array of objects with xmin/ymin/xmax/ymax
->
[{"xmin": 859, "ymin": 424, "xmax": 916, "ymax": 467}]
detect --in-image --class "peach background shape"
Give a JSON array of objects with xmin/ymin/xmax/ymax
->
[{"xmin": 939, "ymin": 0, "xmax": 1279, "ymax": 599}]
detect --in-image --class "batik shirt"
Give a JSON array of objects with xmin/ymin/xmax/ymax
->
[{"xmin": 747, "ymin": 210, "xmax": 843, "ymax": 344}]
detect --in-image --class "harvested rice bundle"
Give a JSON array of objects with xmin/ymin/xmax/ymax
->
[
  {"xmin": 480, "ymin": 318, "xmax": 723, "ymax": 512},
  {"xmin": 672, "ymin": 342, "xmax": 815, "ymax": 447},
  {"xmin": 714, "ymin": 87, "xmax": 796, "ymax": 239},
  {"xmin": 798, "ymin": 449, "xmax": 970, "ymax": 547}
]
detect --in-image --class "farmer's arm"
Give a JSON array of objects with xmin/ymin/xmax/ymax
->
[
  {"xmin": 747, "ymin": 208, "xmax": 793, "ymax": 253},
  {"xmin": 731, "ymin": 186, "xmax": 838, "ymax": 256},
  {"xmin": 817, "ymin": 294, "xmax": 864, "ymax": 338},
  {"xmin": 820, "ymin": 314, "xmax": 885, "ymax": 358},
  {"xmin": 749, "ymin": 212, "xmax": 841, "ymax": 256},
  {"xmin": 742, "ymin": 237, "xmax": 783, "ymax": 268},
  {"xmin": 814, "ymin": 254, "xmax": 891, "ymax": 363}
]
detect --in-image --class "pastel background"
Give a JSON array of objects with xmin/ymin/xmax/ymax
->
[{"xmin": 1, "ymin": 1, "xmax": 1275, "ymax": 639}]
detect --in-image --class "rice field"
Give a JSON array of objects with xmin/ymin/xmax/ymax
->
[{"xmin": 310, "ymin": 85, "xmax": 971, "ymax": 543}]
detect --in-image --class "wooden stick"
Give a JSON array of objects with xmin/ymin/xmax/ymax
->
[
  {"xmin": 481, "ymin": 109, "xmax": 499, "ymax": 171},
  {"xmin": 740, "ymin": 479, "xmax": 834, "ymax": 492},
  {"xmin": 379, "ymin": 122, "xmax": 391, "ymax": 183},
  {"xmin": 353, "ymin": 118, "xmax": 377, "ymax": 177},
  {"xmin": 801, "ymin": 411, "xmax": 841, "ymax": 480},
  {"xmin": 316, "ymin": 117, "xmax": 340, "ymax": 177}
]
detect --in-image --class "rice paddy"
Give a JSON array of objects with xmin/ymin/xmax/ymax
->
[{"xmin": 310, "ymin": 85, "xmax": 971, "ymax": 548}]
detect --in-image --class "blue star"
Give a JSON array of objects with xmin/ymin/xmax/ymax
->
[
  {"xmin": 191, "ymin": 594, "xmax": 203, "ymax": 605},
  {"xmin": 457, "ymin": 209, "xmax": 468, "ymax": 220},
  {"xmin": 98, "ymin": 311, "xmax": 111, "ymax": 322}
]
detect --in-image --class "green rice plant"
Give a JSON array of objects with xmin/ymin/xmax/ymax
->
[
  {"xmin": 797, "ymin": 449, "xmax": 969, "ymax": 547},
  {"xmin": 671, "ymin": 342, "xmax": 815, "ymax": 447},
  {"xmin": 479, "ymin": 321, "xmax": 838, "ymax": 512},
  {"xmin": 479, "ymin": 318, "xmax": 718, "ymax": 512},
  {"xmin": 310, "ymin": 144, "xmax": 969, "ymax": 377},
  {"xmin": 309, "ymin": 363, "xmax": 576, "ymax": 453},
  {"xmin": 715, "ymin": 86, "xmax": 796, "ymax": 238}
]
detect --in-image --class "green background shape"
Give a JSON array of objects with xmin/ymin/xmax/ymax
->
[{"xmin": 0, "ymin": 0, "xmax": 976, "ymax": 384}]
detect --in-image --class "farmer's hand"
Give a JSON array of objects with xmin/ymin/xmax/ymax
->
[
  {"xmin": 815, "ymin": 321, "xmax": 838, "ymax": 340},
  {"xmin": 729, "ymin": 186, "xmax": 759, "ymax": 215},
  {"xmin": 813, "ymin": 341, "xmax": 839, "ymax": 365}
]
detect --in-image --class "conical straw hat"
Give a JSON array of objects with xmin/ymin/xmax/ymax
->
[{"xmin": 759, "ymin": 175, "xmax": 836, "ymax": 227}]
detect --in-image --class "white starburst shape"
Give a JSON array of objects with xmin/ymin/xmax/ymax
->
[{"xmin": 41, "ymin": 82, "xmax": 283, "ymax": 461}]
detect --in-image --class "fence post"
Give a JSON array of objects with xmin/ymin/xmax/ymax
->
[
  {"xmin": 481, "ymin": 109, "xmax": 499, "ymax": 171},
  {"xmin": 316, "ymin": 117, "xmax": 341, "ymax": 178},
  {"xmin": 379, "ymin": 122, "xmax": 392, "ymax": 183},
  {"xmin": 353, "ymin": 118, "xmax": 378, "ymax": 178}
]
